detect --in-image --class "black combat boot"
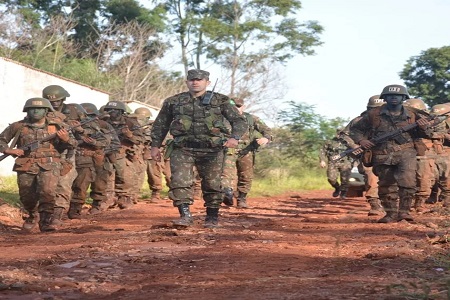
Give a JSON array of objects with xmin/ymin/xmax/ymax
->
[
  {"xmin": 172, "ymin": 204, "xmax": 193, "ymax": 227},
  {"xmin": 332, "ymin": 185, "xmax": 340, "ymax": 198},
  {"xmin": 237, "ymin": 192, "xmax": 248, "ymax": 208},
  {"xmin": 39, "ymin": 212, "xmax": 56, "ymax": 232},
  {"xmin": 68, "ymin": 202, "xmax": 83, "ymax": 219},
  {"xmin": 367, "ymin": 198, "xmax": 384, "ymax": 216},
  {"xmin": 88, "ymin": 200, "xmax": 102, "ymax": 215},
  {"xmin": 22, "ymin": 211, "xmax": 39, "ymax": 231},
  {"xmin": 223, "ymin": 187, "xmax": 234, "ymax": 206},
  {"xmin": 377, "ymin": 197, "xmax": 398, "ymax": 223},
  {"xmin": 149, "ymin": 190, "xmax": 161, "ymax": 203},
  {"xmin": 340, "ymin": 190, "xmax": 347, "ymax": 200},
  {"xmin": 426, "ymin": 185, "xmax": 439, "ymax": 204},
  {"xmin": 50, "ymin": 207, "xmax": 65, "ymax": 227},
  {"xmin": 413, "ymin": 196, "xmax": 426, "ymax": 213},
  {"xmin": 204, "ymin": 207, "xmax": 220, "ymax": 229},
  {"xmin": 398, "ymin": 196, "xmax": 414, "ymax": 222}
]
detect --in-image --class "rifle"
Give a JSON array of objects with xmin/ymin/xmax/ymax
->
[
  {"xmin": 331, "ymin": 114, "xmax": 449, "ymax": 162},
  {"xmin": 202, "ymin": 78, "xmax": 218, "ymax": 105},
  {"xmin": 0, "ymin": 115, "xmax": 100, "ymax": 162}
]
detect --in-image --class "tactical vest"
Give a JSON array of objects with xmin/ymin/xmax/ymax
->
[
  {"xmin": 169, "ymin": 93, "xmax": 228, "ymax": 147},
  {"xmin": 366, "ymin": 105, "xmax": 416, "ymax": 140}
]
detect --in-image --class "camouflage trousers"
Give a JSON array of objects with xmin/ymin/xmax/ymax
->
[
  {"xmin": 90, "ymin": 160, "xmax": 114, "ymax": 203},
  {"xmin": 169, "ymin": 147, "xmax": 224, "ymax": 208},
  {"xmin": 71, "ymin": 164, "xmax": 96, "ymax": 205},
  {"xmin": 130, "ymin": 153, "xmax": 146, "ymax": 199},
  {"xmin": 326, "ymin": 160, "xmax": 352, "ymax": 192},
  {"xmin": 435, "ymin": 151, "xmax": 450, "ymax": 203},
  {"xmin": 372, "ymin": 149, "xmax": 417, "ymax": 212},
  {"xmin": 362, "ymin": 164, "xmax": 379, "ymax": 199},
  {"xmin": 111, "ymin": 156, "xmax": 133, "ymax": 197},
  {"xmin": 415, "ymin": 150, "xmax": 437, "ymax": 199},
  {"xmin": 55, "ymin": 156, "xmax": 77, "ymax": 210},
  {"xmin": 145, "ymin": 158, "xmax": 171, "ymax": 191},
  {"xmin": 222, "ymin": 151, "xmax": 254, "ymax": 194},
  {"xmin": 17, "ymin": 164, "xmax": 60, "ymax": 214}
]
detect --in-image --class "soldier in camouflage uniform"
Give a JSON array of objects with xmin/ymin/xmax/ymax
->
[
  {"xmin": 103, "ymin": 101, "xmax": 146, "ymax": 209},
  {"xmin": 150, "ymin": 69, "xmax": 247, "ymax": 228},
  {"xmin": 319, "ymin": 129, "xmax": 353, "ymax": 199},
  {"xmin": 81, "ymin": 103, "xmax": 121, "ymax": 212},
  {"xmin": 42, "ymin": 85, "xmax": 78, "ymax": 225},
  {"xmin": 63, "ymin": 104, "xmax": 110, "ymax": 219},
  {"xmin": 350, "ymin": 84, "xmax": 430, "ymax": 223},
  {"xmin": 222, "ymin": 98, "xmax": 272, "ymax": 208},
  {"xmin": 341, "ymin": 95, "xmax": 385, "ymax": 215},
  {"xmin": 0, "ymin": 98, "xmax": 77, "ymax": 232}
]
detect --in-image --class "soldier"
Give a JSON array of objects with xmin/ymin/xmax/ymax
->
[
  {"xmin": 64, "ymin": 104, "xmax": 110, "ymax": 219},
  {"xmin": 81, "ymin": 103, "xmax": 120, "ymax": 212},
  {"xmin": 42, "ymin": 85, "xmax": 78, "ymax": 225},
  {"xmin": 350, "ymin": 84, "xmax": 430, "ymax": 223},
  {"xmin": 341, "ymin": 95, "xmax": 385, "ymax": 215},
  {"xmin": 103, "ymin": 101, "xmax": 146, "ymax": 209},
  {"xmin": 0, "ymin": 98, "xmax": 77, "ymax": 232},
  {"xmin": 150, "ymin": 69, "xmax": 247, "ymax": 228},
  {"xmin": 222, "ymin": 98, "xmax": 272, "ymax": 208},
  {"xmin": 319, "ymin": 129, "xmax": 353, "ymax": 199}
]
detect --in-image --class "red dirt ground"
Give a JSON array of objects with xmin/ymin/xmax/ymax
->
[{"xmin": 0, "ymin": 191, "xmax": 449, "ymax": 300}]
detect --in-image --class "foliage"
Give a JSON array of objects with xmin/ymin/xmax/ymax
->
[{"xmin": 400, "ymin": 46, "xmax": 450, "ymax": 107}]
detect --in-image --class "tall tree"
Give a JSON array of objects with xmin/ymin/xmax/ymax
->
[{"xmin": 400, "ymin": 46, "xmax": 450, "ymax": 107}]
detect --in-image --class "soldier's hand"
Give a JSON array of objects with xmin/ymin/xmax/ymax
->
[
  {"xmin": 256, "ymin": 137, "xmax": 269, "ymax": 146},
  {"xmin": 417, "ymin": 117, "xmax": 432, "ymax": 129},
  {"xmin": 151, "ymin": 147, "xmax": 161, "ymax": 162},
  {"xmin": 359, "ymin": 139, "xmax": 375, "ymax": 149},
  {"xmin": 67, "ymin": 120, "xmax": 84, "ymax": 133},
  {"xmin": 4, "ymin": 148, "xmax": 24, "ymax": 157},
  {"xmin": 121, "ymin": 126, "xmax": 133, "ymax": 138},
  {"xmin": 81, "ymin": 136, "xmax": 96, "ymax": 145},
  {"xmin": 57, "ymin": 129, "xmax": 70, "ymax": 142},
  {"xmin": 320, "ymin": 161, "xmax": 326, "ymax": 168},
  {"xmin": 223, "ymin": 138, "xmax": 239, "ymax": 148}
]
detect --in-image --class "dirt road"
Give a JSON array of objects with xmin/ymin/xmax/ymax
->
[{"xmin": 0, "ymin": 191, "xmax": 449, "ymax": 300}]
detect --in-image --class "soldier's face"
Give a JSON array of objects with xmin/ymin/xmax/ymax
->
[
  {"xmin": 384, "ymin": 94, "xmax": 404, "ymax": 106},
  {"xmin": 27, "ymin": 108, "xmax": 47, "ymax": 121},
  {"xmin": 186, "ymin": 78, "xmax": 210, "ymax": 94},
  {"xmin": 107, "ymin": 109, "xmax": 122, "ymax": 120}
]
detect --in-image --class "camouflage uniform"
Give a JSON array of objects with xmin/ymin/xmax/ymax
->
[
  {"xmin": 0, "ymin": 98, "xmax": 77, "ymax": 232},
  {"xmin": 319, "ymin": 136, "xmax": 353, "ymax": 198},
  {"xmin": 151, "ymin": 69, "xmax": 247, "ymax": 228},
  {"xmin": 103, "ymin": 102, "xmax": 146, "ymax": 209},
  {"xmin": 222, "ymin": 110, "xmax": 272, "ymax": 208},
  {"xmin": 350, "ymin": 85, "xmax": 426, "ymax": 223}
]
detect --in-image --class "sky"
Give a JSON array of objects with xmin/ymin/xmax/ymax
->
[{"xmin": 284, "ymin": 0, "xmax": 450, "ymax": 120}]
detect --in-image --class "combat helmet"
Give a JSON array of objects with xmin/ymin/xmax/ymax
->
[
  {"xmin": 404, "ymin": 98, "xmax": 427, "ymax": 111},
  {"xmin": 367, "ymin": 95, "xmax": 384, "ymax": 108},
  {"xmin": 104, "ymin": 101, "xmax": 127, "ymax": 112},
  {"xmin": 42, "ymin": 85, "xmax": 70, "ymax": 101},
  {"xmin": 63, "ymin": 103, "xmax": 88, "ymax": 120},
  {"xmin": 134, "ymin": 107, "xmax": 152, "ymax": 118},
  {"xmin": 81, "ymin": 103, "xmax": 100, "ymax": 116},
  {"xmin": 23, "ymin": 97, "xmax": 54, "ymax": 112},
  {"xmin": 430, "ymin": 103, "xmax": 450, "ymax": 116},
  {"xmin": 380, "ymin": 84, "xmax": 410, "ymax": 100}
]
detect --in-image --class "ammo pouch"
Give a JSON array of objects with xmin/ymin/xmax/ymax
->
[
  {"xmin": 362, "ymin": 150, "xmax": 373, "ymax": 168},
  {"xmin": 93, "ymin": 151, "xmax": 105, "ymax": 166},
  {"xmin": 60, "ymin": 160, "xmax": 73, "ymax": 176},
  {"xmin": 14, "ymin": 157, "xmax": 33, "ymax": 172},
  {"xmin": 164, "ymin": 139, "xmax": 174, "ymax": 160},
  {"xmin": 413, "ymin": 139, "xmax": 427, "ymax": 156}
]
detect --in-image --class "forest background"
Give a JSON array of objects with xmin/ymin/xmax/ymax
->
[{"xmin": 0, "ymin": 0, "xmax": 449, "ymax": 198}]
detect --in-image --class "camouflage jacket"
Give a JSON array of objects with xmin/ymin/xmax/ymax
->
[
  {"xmin": 151, "ymin": 91, "xmax": 247, "ymax": 149},
  {"xmin": 319, "ymin": 137, "xmax": 352, "ymax": 163}
]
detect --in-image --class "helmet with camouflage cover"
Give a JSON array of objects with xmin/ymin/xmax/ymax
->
[
  {"xmin": 379, "ymin": 84, "xmax": 410, "ymax": 100},
  {"xmin": 403, "ymin": 98, "xmax": 427, "ymax": 111},
  {"xmin": 23, "ymin": 97, "xmax": 55, "ymax": 112},
  {"xmin": 81, "ymin": 103, "xmax": 100, "ymax": 116},
  {"xmin": 63, "ymin": 103, "xmax": 88, "ymax": 120},
  {"xmin": 134, "ymin": 107, "xmax": 152, "ymax": 118},
  {"xmin": 42, "ymin": 85, "xmax": 70, "ymax": 102},
  {"xmin": 430, "ymin": 103, "xmax": 450, "ymax": 116},
  {"xmin": 104, "ymin": 101, "xmax": 127, "ymax": 112},
  {"xmin": 367, "ymin": 95, "xmax": 384, "ymax": 108}
]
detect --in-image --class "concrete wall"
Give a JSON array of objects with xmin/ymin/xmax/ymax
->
[{"xmin": 0, "ymin": 57, "xmax": 160, "ymax": 176}]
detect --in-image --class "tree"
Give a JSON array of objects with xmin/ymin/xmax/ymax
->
[{"xmin": 400, "ymin": 46, "xmax": 450, "ymax": 107}]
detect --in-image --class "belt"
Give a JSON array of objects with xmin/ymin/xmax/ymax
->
[
  {"xmin": 183, "ymin": 141, "xmax": 212, "ymax": 149},
  {"xmin": 77, "ymin": 149, "xmax": 97, "ymax": 156},
  {"xmin": 34, "ymin": 157, "xmax": 61, "ymax": 163},
  {"xmin": 372, "ymin": 142, "xmax": 414, "ymax": 155}
]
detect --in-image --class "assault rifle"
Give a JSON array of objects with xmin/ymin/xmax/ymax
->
[
  {"xmin": 0, "ymin": 115, "xmax": 101, "ymax": 162},
  {"xmin": 331, "ymin": 113, "xmax": 449, "ymax": 162}
]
